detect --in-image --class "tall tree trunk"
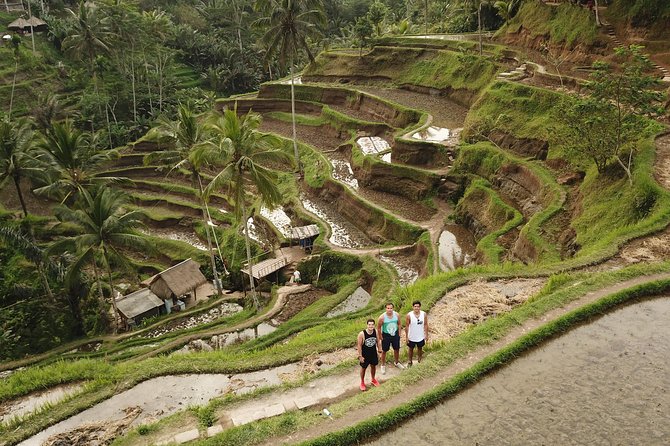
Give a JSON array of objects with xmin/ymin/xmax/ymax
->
[
  {"xmin": 143, "ymin": 55, "xmax": 154, "ymax": 115},
  {"xmin": 424, "ymin": 0, "xmax": 428, "ymax": 34},
  {"xmin": 9, "ymin": 60, "xmax": 17, "ymax": 119},
  {"xmin": 103, "ymin": 248, "xmax": 120, "ymax": 332},
  {"xmin": 242, "ymin": 201, "xmax": 259, "ymax": 310},
  {"xmin": 91, "ymin": 256, "xmax": 105, "ymax": 305},
  {"xmin": 197, "ymin": 177, "xmax": 221, "ymax": 295},
  {"xmin": 130, "ymin": 45, "xmax": 137, "ymax": 122},
  {"xmin": 594, "ymin": 0, "xmax": 600, "ymax": 26},
  {"xmin": 290, "ymin": 63, "xmax": 300, "ymax": 172},
  {"xmin": 478, "ymin": 4, "xmax": 483, "ymax": 55},
  {"xmin": 12, "ymin": 174, "xmax": 28, "ymax": 217}
]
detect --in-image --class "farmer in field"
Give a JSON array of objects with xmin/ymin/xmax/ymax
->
[
  {"xmin": 405, "ymin": 300, "xmax": 428, "ymax": 366},
  {"xmin": 357, "ymin": 318, "xmax": 381, "ymax": 391},
  {"xmin": 377, "ymin": 302, "xmax": 405, "ymax": 374}
]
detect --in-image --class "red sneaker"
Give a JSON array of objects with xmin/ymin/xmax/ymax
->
[
  {"xmin": 359, "ymin": 382, "xmax": 366, "ymax": 391},
  {"xmin": 371, "ymin": 378, "xmax": 380, "ymax": 387}
]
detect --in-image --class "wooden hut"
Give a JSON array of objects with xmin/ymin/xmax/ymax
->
[
  {"xmin": 290, "ymin": 224, "xmax": 319, "ymax": 251},
  {"xmin": 144, "ymin": 259, "xmax": 207, "ymax": 310},
  {"xmin": 116, "ymin": 288, "xmax": 164, "ymax": 328}
]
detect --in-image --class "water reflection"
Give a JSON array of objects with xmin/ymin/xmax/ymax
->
[
  {"xmin": 438, "ymin": 224, "xmax": 476, "ymax": 271},
  {"xmin": 300, "ymin": 193, "xmax": 372, "ymax": 248},
  {"xmin": 331, "ymin": 159, "xmax": 359, "ymax": 189},
  {"xmin": 260, "ymin": 206, "xmax": 292, "ymax": 238},
  {"xmin": 356, "ymin": 136, "xmax": 391, "ymax": 155}
]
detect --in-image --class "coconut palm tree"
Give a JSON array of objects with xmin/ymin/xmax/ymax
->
[
  {"xmin": 0, "ymin": 118, "xmax": 40, "ymax": 217},
  {"xmin": 36, "ymin": 120, "xmax": 121, "ymax": 202},
  {"xmin": 62, "ymin": 0, "xmax": 112, "ymax": 78},
  {"xmin": 255, "ymin": 0, "xmax": 325, "ymax": 171},
  {"xmin": 143, "ymin": 103, "xmax": 224, "ymax": 292},
  {"xmin": 48, "ymin": 187, "xmax": 147, "ymax": 328},
  {"xmin": 203, "ymin": 107, "xmax": 290, "ymax": 309}
]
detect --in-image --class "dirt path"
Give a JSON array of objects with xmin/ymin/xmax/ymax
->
[
  {"xmin": 653, "ymin": 132, "xmax": 670, "ymax": 189},
  {"xmin": 262, "ymin": 271, "xmax": 670, "ymax": 445}
]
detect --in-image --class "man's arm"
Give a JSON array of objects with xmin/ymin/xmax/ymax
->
[
  {"xmin": 357, "ymin": 332, "xmax": 364, "ymax": 360},
  {"xmin": 405, "ymin": 313, "xmax": 410, "ymax": 340},
  {"xmin": 424, "ymin": 313, "xmax": 429, "ymax": 342}
]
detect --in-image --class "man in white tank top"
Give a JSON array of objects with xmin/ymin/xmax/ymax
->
[{"xmin": 405, "ymin": 300, "xmax": 428, "ymax": 366}]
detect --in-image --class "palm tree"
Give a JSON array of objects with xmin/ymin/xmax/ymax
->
[
  {"xmin": 143, "ymin": 103, "xmax": 225, "ymax": 293},
  {"xmin": 36, "ymin": 120, "xmax": 120, "ymax": 202},
  {"xmin": 255, "ymin": 0, "xmax": 325, "ymax": 171},
  {"xmin": 62, "ymin": 0, "xmax": 112, "ymax": 78},
  {"xmin": 8, "ymin": 34, "xmax": 21, "ymax": 119},
  {"xmin": 0, "ymin": 118, "xmax": 40, "ymax": 217},
  {"xmin": 203, "ymin": 108, "xmax": 290, "ymax": 309},
  {"xmin": 48, "ymin": 187, "xmax": 147, "ymax": 328}
]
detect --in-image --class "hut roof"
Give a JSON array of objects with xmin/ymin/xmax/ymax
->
[
  {"xmin": 148, "ymin": 258, "xmax": 207, "ymax": 299},
  {"xmin": 7, "ymin": 17, "xmax": 30, "ymax": 30},
  {"xmin": 116, "ymin": 288, "xmax": 163, "ymax": 320},
  {"xmin": 290, "ymin": 224, "xmax": 320, "ymax": 240},
  {"xmin": 27, "ymin": 16, "xmax": 47, "ymax": 27},
  {"xmin": 7, "ymin": 16, "xmax": 47, "ymax": 30},
  {"xmin": 241, "ymin": 256, "xmax": 288, "ymax": 280}
]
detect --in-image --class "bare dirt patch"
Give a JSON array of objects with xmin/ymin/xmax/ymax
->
[
  {"xmin": 430, "ymin": 278, "xmax": 546, "ymax": 341},
  {"xmin": 43, "ymin": 407, "xmax": 142, "ymax": 446},
  {"xmin": 274, "ymin": 288, "xmax": 332, "ymax": 324}
]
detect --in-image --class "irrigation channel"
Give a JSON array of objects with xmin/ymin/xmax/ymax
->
[{"xmin": 367, "ymin": 297, "xmax": 670, "ymax": 446}]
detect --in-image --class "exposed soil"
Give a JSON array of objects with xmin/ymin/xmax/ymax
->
[
  {"xmin": 355, "ymin": 187, "xmax": 435, "ymax": 222},
  {"xmin": 0, "ymin": 179, "xmax": 55, "ymax": 217},
  {"xmin": 430, "ymin": 279, "xmax": 546, "ymax": 341},
  {"xmin": 260, "ymin": 117, "xmax": 345, "ymax": 153},
  {"xmin": 274, "ymin": 288, "xmax": 332, "ymax": 323},
  {"xmin": 43, "ymin": 407, "xmax": 142, "ymax": 446},
  {"xmin": 353, "ymin": 85, "xmax": 469, "ymax": 129}
]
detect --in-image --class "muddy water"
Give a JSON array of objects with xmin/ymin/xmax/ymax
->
[
  {"xmin": 331, "ymin": 159, "xmax": 359, "ymax": 189},
  {"xmin": 141, "ymin": 227, "xmax": 207, "ymax": 251},
  {"xmin": 356, "ymin": 136, "xmax": 391, "ymax": 156},
  {"xmin": 438, "ymin": 224, "xmax": 476, "ymax": 271},
  {"xmin": 300, "ymin": 193, "xmax": 373, "ymax": 248},
  {"xmin": 411, "ymin": 126, "xmax": 462, "ymax": 146},
  {"xmin": 379, "ymin": 255, "xmax": 419, "ymax": 286},
  {"xmin": 18, "ymin": 365, "xmax": 299, "ymax": 446},
  {"xmin": 368, "ymin": 297, "xmax": 670, "ymax": 446},
  {"xmin": 0, "ymin": 383, "xmax": 83, "ymax": 425},
  {"xmin": 326, "ymin": 286, "xmax": 372, "ymax": 318},
  {"xmin": 260, "ymin": 206, "xmax": 293, "ymax": 238}
]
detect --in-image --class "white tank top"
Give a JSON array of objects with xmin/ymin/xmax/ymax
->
[{"xmin": 407, "ymin": 311, "xmax": 426, "ymax": 342}]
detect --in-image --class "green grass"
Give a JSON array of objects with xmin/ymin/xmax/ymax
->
[
  {"xmin": 304, "ymin": 46, "xmax": 498, "ymax": 95},
  {"xmin": 507, "ymin": 1, "xmax": 602, "ymax": 48},
  {"xmin": 456, "ymin": 179, "xmax": 524, "ymax": 264}
]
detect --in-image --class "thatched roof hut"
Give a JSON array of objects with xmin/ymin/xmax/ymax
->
[
  {"xmin": 146, "ymin": 259, "xmax": 207, "ymax": 301},
  {"xmin": 7, "ymin": 16, "xmax": 47, "ymax": 32}
]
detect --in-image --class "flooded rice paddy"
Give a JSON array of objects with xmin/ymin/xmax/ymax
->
[
  {"xmin": 260, "ymin": 206, "xmax": 293, "ymax": 238},
  {"xmin": 331, "ymin": 159, "xmax": 359, "ymax": 189},
  {"xmin": 438, "ymin": 224, "xmax": 476, "ymax": 271},
  {"xmin": 356, "ymin": 136, "xmax": 391, "ymax": 156},
  {"xmin": 141, "ymin": 302, "xmax": 244, "ymax": 339},
  {"xmin": 411, "ymin": 126, "xmax": 462, "ymax": 146},
  {"xmin": 300, "ymin": 193, "xmax": 372, "ymax": 248},
  {"xmin": 0, "ymin": 383, "xmax": 84, "ymax": 425},
  {"xmin": 326, "ymin": 286, "xmax": 372, "ymax": 318},
  {"xmin": 141, "ymin": 227, "xmax": 207, "ymax": 251},
  {"xmin": 379, "ymin": 255, "xmax": 419, "ymax": 286},
  {"xmin": 18, "ymin": 366, "xmax": 299, "ymax": 446},
  {"xmin": 368, "ymin": 297, "xmax": 670, "ymax": 445}
]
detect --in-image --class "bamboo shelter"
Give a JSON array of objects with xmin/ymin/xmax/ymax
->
[{"xmin": 144, "ymin": 259, "xmax": 207, "ymax": 307}]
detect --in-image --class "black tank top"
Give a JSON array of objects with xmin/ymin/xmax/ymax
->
[{"xmin": 362, "ymin": 329, "xmax": 377, "ymax": 359}]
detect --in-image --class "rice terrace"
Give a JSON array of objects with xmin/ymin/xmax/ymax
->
[{"xmin": 0, "ymin": 0, "xmax": 669, "ymax": 445}]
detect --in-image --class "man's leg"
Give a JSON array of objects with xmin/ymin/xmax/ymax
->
[
  {"xmin": 417, "ymin": 344, "xmax": 423, "ymax": 363},
  {"xmin": 408, "ymin": 345, "xmax": 414, "ymax": 364}
]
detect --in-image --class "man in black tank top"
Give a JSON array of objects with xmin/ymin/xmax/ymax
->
[{"xmin": 357, "ymin": 319, "xmax": 382, "ymax": 391}]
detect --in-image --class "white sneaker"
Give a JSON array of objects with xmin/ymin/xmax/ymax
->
[
  {"xmin": 381, "ymin": 365, "xmax": 386, "ymax": 375},
  {"xmin": 395, "ymin": 362, "xmax": 406, "ymax": 369}
]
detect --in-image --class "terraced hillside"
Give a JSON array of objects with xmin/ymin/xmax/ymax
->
[{"xmin": 1, "ymin": 13, "xmax": 670, "ymax": 446}]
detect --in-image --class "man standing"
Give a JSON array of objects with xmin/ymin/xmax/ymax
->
[
  {"xmin": 357, "ymin": 318, "xmax": 381, "ymax": 391},
  {"xmin": 405, "ymin": 300, "xmax": 428, "ymax": 366},
  {"xmin": 377, "ymin": 302, "xmax": 404, "ymax": 374}
]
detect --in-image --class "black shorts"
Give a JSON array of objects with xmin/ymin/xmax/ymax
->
[
  {"xmin": 382, "ymin": 333, "xmax": 400, "ymax": 352},
  {"xmin": 360, "ymin": 355, "xmax": 379, "ymax": 368},
  {"xmin": 407, "ymin": 339, "xmax": 425, "ymax": 349}
]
